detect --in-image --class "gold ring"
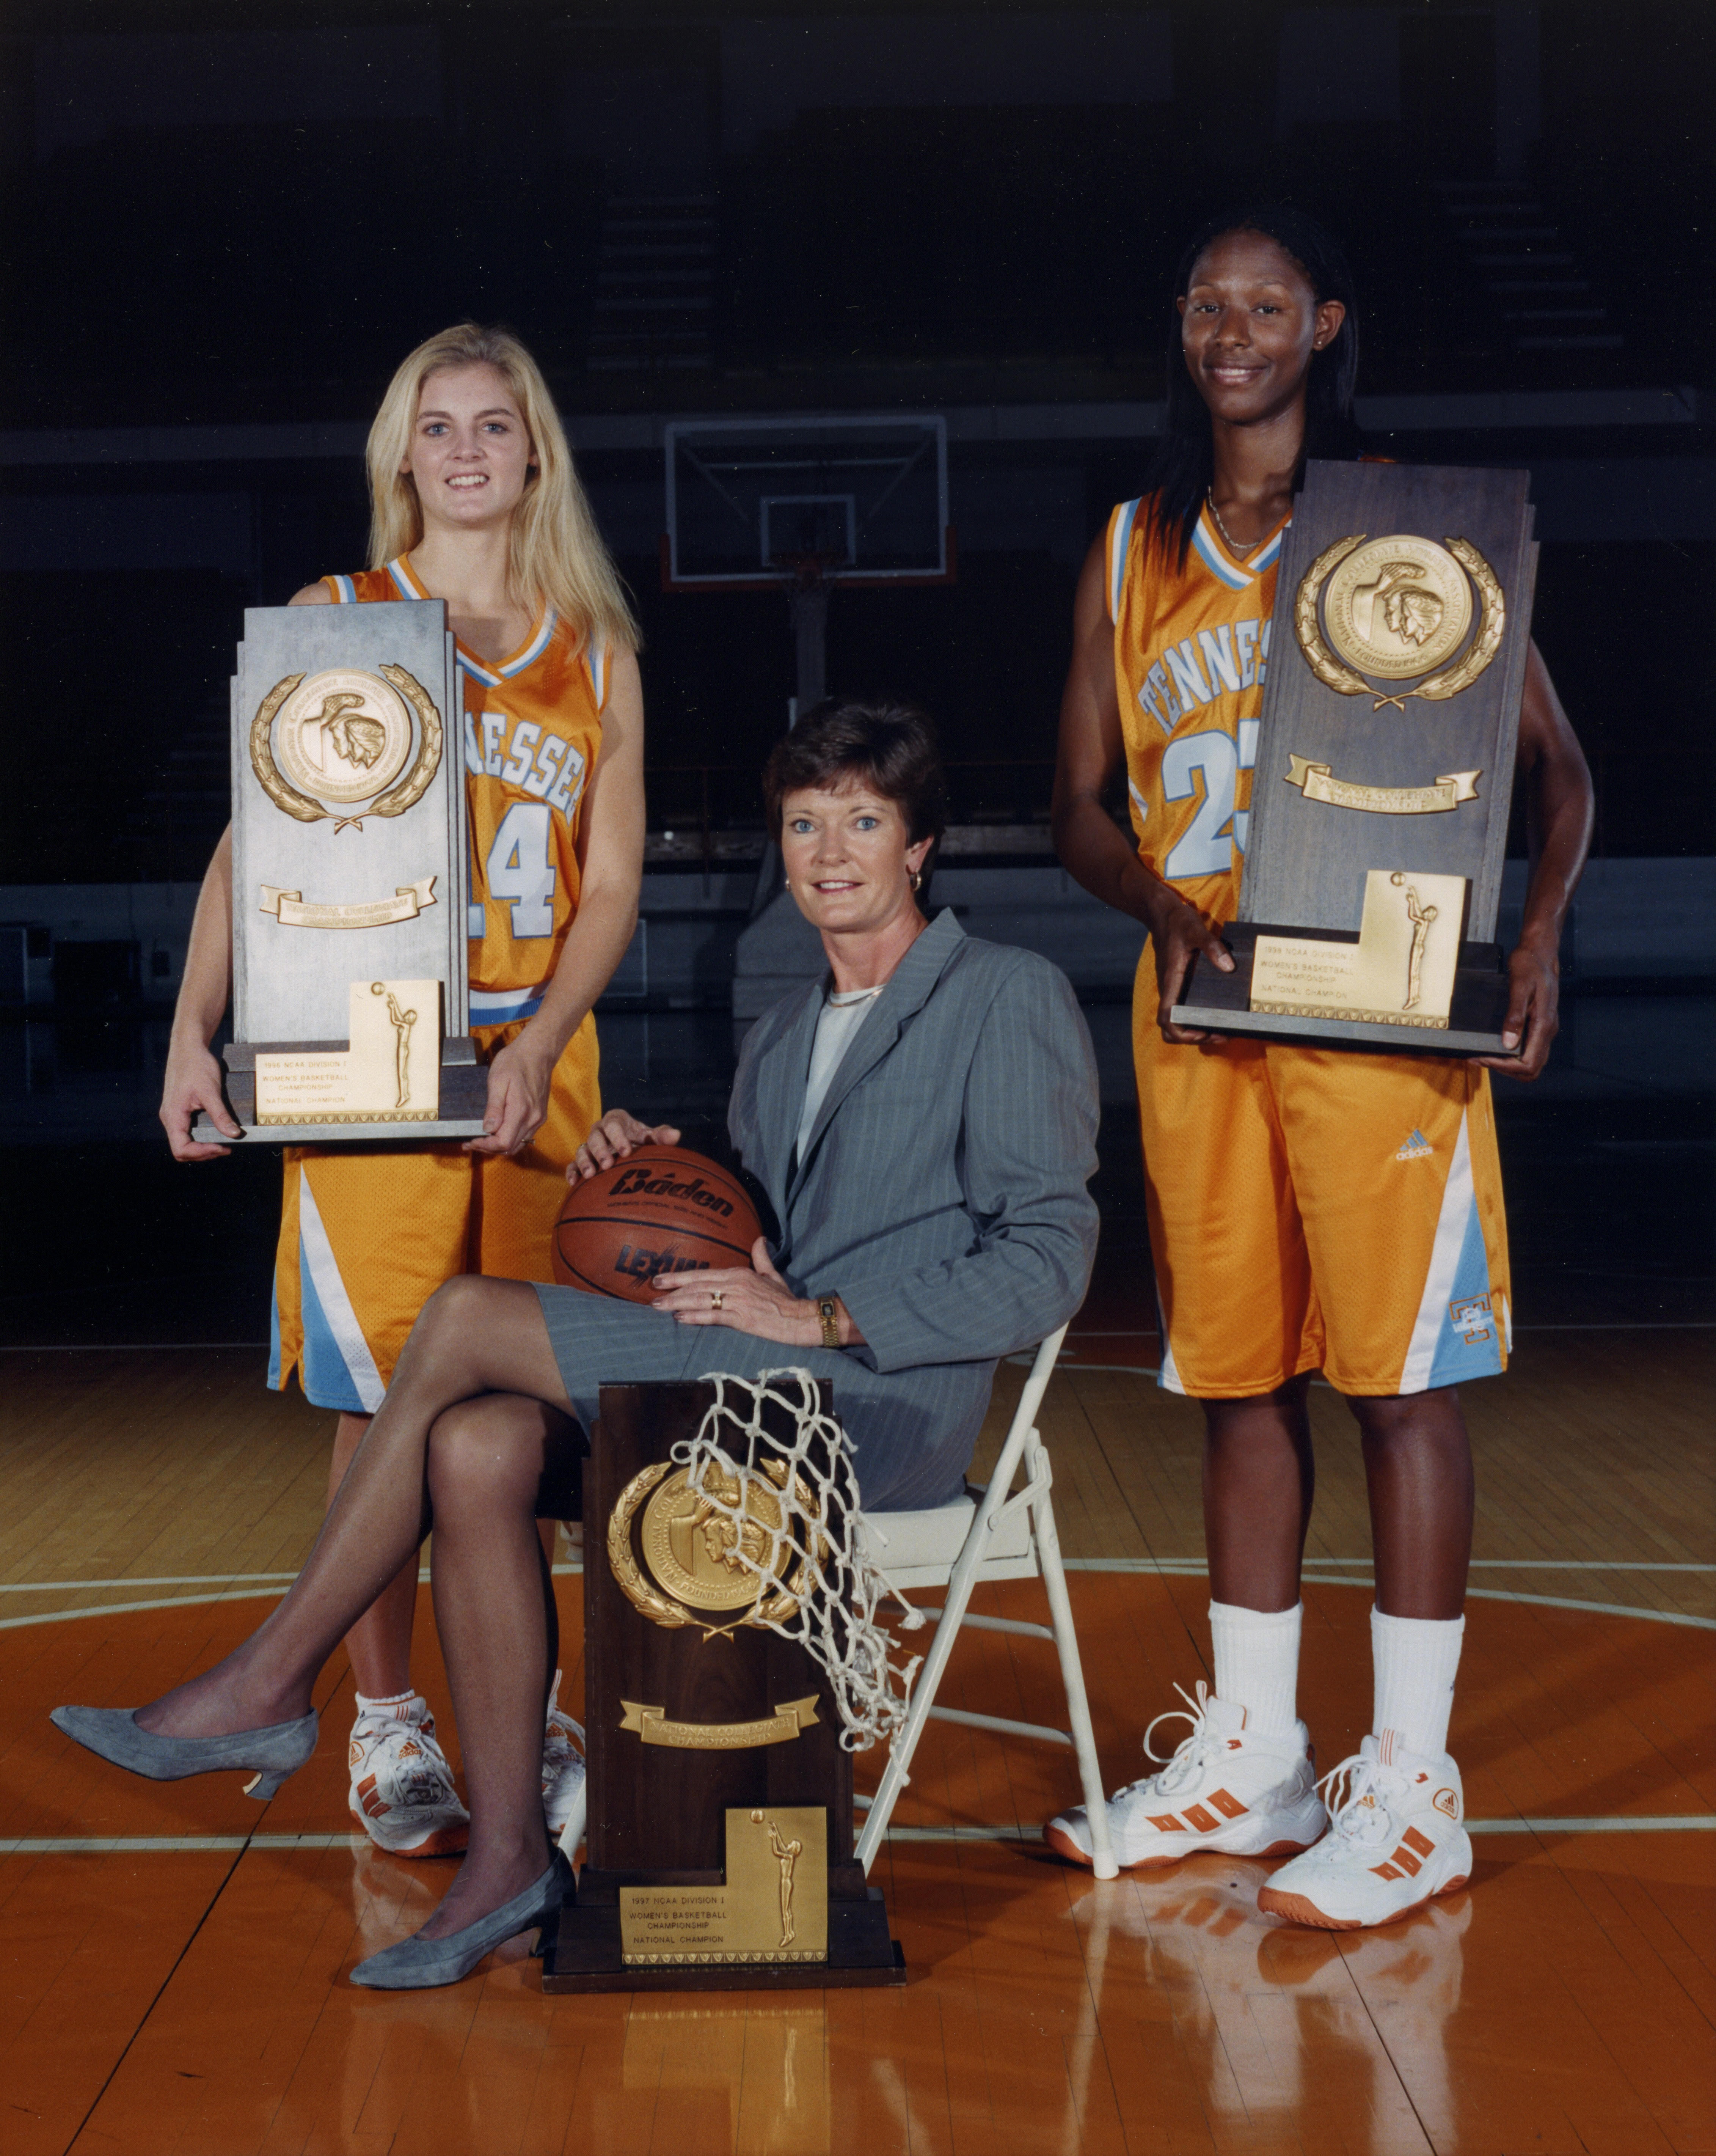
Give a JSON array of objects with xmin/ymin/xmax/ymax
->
[{"xmin": 711, "ymin": 1291, "xmax": 724, "ymax": 1310}]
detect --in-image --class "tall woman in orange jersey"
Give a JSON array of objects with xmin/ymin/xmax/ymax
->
[
  {"xmin": 1046, "ymin": 209, "xmax": 1593, "ymax": 1928},
  {"xmin": 159, "ymin": 325, "xmax": 643, "ymax": 1856}
]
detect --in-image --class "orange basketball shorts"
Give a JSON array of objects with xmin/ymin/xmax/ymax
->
[
  {"xmin": 1133, "ymin": 949, "xmax": 1511, "ymax": 1399},
  {"xmin": 268, "ymin": 1011, "xmax": 601, "ymax": 1412}
]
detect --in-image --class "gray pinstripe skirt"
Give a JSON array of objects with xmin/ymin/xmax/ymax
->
[{"xmin": 532, "ymin": 1283, "xmax": 986, "ymax": 1512}]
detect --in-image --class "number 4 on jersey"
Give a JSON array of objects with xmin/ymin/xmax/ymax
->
[{"xmin": 484, "ymin": 801, "xmax": 556, "ymax": 938}]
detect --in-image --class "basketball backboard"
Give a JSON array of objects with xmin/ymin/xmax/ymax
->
[{"xmin": 663, "ymin": 415, "xmax": 950, "ymax": 588}]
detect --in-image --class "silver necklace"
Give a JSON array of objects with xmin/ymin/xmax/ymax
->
[{"xmin": 1206, "ymin": 488, "xmax": 1263, "ymax": 558}]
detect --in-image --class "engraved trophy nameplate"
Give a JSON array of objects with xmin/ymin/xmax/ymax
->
[
  {"xmin": 192, "ymin": 600, "xmax": 487, "ymax": 1143},
  {"xmin": 1172, "ymin": 460, "xmax": 1539, "ymax": 1055}
]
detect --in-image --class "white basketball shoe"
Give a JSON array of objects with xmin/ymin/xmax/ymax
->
[
  {"xmin": 1045, "ymin": 1681, "xmax": 1327, "ymax": 1871},
  {"xmin": 347, "ymin": 1694, "xmax": 470, "ymax": 1858},
  {"xmin": 540, "ymin": 1670, "xmax": 586, "ymax": 1839},
  {"xmin": 1258, "ymin": 1730, "xmax": 1473, "ymax": 1930}
]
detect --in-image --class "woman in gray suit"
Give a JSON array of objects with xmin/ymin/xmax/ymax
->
[{"xmin": 52, "ymin": 697, "xmax": 1099, "ymax": 1990}]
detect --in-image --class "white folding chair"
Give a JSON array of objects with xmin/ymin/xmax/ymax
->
[{"xmin": 852, "ymin": 1324, "xmax": 1118, "ymax": 1879}]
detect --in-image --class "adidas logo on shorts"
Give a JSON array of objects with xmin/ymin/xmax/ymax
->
[{"xmin": 1395, "ymin": 1128, "xmax": 1435, "ymax": 1161}]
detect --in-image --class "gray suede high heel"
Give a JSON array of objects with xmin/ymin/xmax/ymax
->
[
  {"xmin": 50, "ymin": 1704, "xmax": 319, "ymax": 1799},
  {"xmin": 350, "ymin": 1850, "xmax": 574, "ymax": 1990}
]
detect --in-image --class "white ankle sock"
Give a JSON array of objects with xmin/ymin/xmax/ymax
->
[
  {"xmin": 355, "ymin": 1689, "xmax": 416, "ymax": 1717},
  {"xmin": 1371, "ymin": 1607, "xmax": 1464, "ymax": 1759},
  {"xmin": 1207, "ymin": 1600, "xmax": 1302, "ymax": 1740}
]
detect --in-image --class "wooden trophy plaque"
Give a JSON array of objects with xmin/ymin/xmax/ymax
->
[
  {"xmin": 540, "ymin": 1380, "xmax": 906, "ymax": 1994},
  {"xmin": 1173, "ymin": 459, "xmax": 1539, "ymax": 1054},
  {"xmin": 191, "ymin": 599, "xmax": 487, "ymax": 1145}
]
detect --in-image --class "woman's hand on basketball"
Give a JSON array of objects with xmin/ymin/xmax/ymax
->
[
  {"xmin": 466, "ymin": 1035, "xmax": 555, "ymax": 1157},
  {"xmin": 1150, "ymin": 885, "xmax": 1233, "ymax": 1045},
  {"xmin": 652, "ymin": 1238, "xmax": 818, "ymax": 1344},
  {"xmin": 160, "ymin": 1038, "xmax": 240, "ymax": 1161},
  {"xmin": 570, "ymin": 1108, "xmax": 683, "ymax": 1181}
]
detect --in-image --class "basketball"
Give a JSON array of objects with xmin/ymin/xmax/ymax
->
[{"xmin": 551, "ymin": 1144, "xmax": 764, "ymax": 1303}]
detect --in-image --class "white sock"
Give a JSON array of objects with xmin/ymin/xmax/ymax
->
[
  {"xmin": 1371, "ymin": 1607, "xmax": 1464, "ymax": 1760},
  {"xmin": 354, "ymin": 1689, "xmax": 416, "ymax": 1717},
  {"xmin": 1208, "ymin": 1600, "xmax": 1302, "ymax": 1740}
]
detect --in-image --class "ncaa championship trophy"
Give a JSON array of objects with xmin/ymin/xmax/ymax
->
[
  {"xmin": 541, "ymin": 1377, "xmax": 906, "ymax": 1993},
  {"xmin": 1174, "ymin": 460, "xmax": 1538, "ymax": 1052},
  {"xmin": 192, "ymin": 601, "xmax": 487, "ymax": 1144}
]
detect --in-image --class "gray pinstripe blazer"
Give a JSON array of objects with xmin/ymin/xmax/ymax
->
[{"xmin": 536, "ymin": 909, "xmax": 1099, "ymax": 1509}]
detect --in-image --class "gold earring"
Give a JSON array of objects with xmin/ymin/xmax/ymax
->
[{"xmin": 911, "ymin": 869, "xmax": 923, "ymax": 892}]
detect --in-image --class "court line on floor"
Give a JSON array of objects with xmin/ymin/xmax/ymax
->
[
  {"xmin": 5, "ymin": 1556, "xmax": 1709, "ymax": 1596},
  {"xmin": 5, "ymin": 1817, "xmax": 1711, "ymax": 1857},
  {"xmin": 9, "ymin": 1575, "xmax": 1708, "ymax": 1631}
]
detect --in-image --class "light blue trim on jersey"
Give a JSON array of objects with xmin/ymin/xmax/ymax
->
[
  {"xmin": 1191, "ymin": 516, "xmax": 1254, "ymax": 592},
  {"xmin": 1108, "ymin": 498, "xmax": 1142, "ymax": 622},
  {"xmin": 385, "ymin": 555, "xmax": 553, "ymax": 683},
  {"xmin": 584, "ymin": 628, "xmax": 610, "ymax": 710},
  {"xmin": 294, "ymin": 1176, "xmax": 385, "ymax": 1413},
  {"xmin": 267, "ymin": 1281, "xmax": 283, "ymax": 1389},
  {"xmin": 327, "ymin": 573, "xmax": 357, "ymax": 604},
  {"xmin": 456, "ymin": 646, "xmax": 505, "ymax": 688},
  {"xmin": 1191, "ymin": 509, "xmax": 1290, "ymax": 591},
  {"xmin": 296, "ymin": 1256, "xmax": 369, "ymax": 1414},
  {"xmin": 1426, "ymin": 1200, "xmax": 1506, "ymax": 1388},
  {"xmin": 1399, "ymin": 1112, "xmax": 1504, "ymax": 1391},
  {"xmin": 504, "ymin": 608, "xmax": 556, "ymax": 678},
  {"xmin": 469, "ymin": 982, "xmax": 549, "ymax": 1025}
]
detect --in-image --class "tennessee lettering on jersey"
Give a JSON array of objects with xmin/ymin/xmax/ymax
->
[
  {"xmin": 321, "ymin": 557, "xmax": 609, "ymax": 1025},
  {"xmin": 1108, "ymin": 497, "xmax": 1287, "ymax": 927}
]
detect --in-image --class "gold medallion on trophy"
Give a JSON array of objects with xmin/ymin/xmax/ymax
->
[
  {"xmin": 1294, "ymin": 531, "xmax": 1505, "ymax": 709},
  {"xmin": 272, "ymin": 669, "xmax": 414, "ymax": 803},
  {"xmin": 249, "ymin": 662, "xmax": 444, "ymax": 828},
  {"xmin": 608, "ymin": 1458, "xmax": 812, "ymax": 1636},
  {"xmin": 1322, "ymin": 536, "xmax": 1473, "ymax": 678},
  {"xmin": 641, "ymin": 1464, "xmax": 793, "ymax": 1612}
]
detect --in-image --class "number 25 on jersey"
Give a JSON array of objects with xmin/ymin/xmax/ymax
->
[{"xmin": 1156, "ymin": 717, "xmax": 1260, "ymax": 882}]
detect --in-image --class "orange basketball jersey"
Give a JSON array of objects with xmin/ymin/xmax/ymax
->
[
  {"xmin": 1106, "ymin": 497, "xmax": 1287, "ymax": 928},
  {"xmin": 323, "ymin": 555, "xmax": 611, "ymax": 1023}
]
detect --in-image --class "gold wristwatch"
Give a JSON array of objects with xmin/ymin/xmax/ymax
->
[{"xmin": 816, "ymin": 1296, "xmax": 841, "ymax": 1350}]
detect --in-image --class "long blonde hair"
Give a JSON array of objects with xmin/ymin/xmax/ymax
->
[{"xmin": 366, "ymin": 323, "xmax": 639, "ymax": 653}]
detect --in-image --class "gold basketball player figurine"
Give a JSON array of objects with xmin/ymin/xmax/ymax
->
[
  {"xmin": 1394, "ymin": 874, "xmax": 1439, "ymax": 1013},
  {"xmin": 371, "ymin": 981, "xmax": 418, "ymax": 1109},
  {"xmin": 752, "ymin": 1810, "xmax": 803, "ymax": 1949}
]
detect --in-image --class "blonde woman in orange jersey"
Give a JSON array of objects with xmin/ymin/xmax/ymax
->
[
  {"xmin": 160, "ymin": 325, "xmax": 643, "ymax": 1857},
  {"xmin": 1045, "ymin": 209, "xmax": 1593, "ymax": 1928}
]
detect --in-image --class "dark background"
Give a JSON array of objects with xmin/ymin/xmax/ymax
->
[
  {"xmin": 0, "ymin": 0, "xmax": 1710, "ymax": 1348},
  {"xmin": 2, "ymin": 0, "xmax": 1712, "ymax": 880}
]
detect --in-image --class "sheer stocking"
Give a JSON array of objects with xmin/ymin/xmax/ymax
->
[
  {"xmin": 414, "ymin": 1392, "xmax": 573, "ymax": 1938},
  {"xmin": 137, "ymin": 1275, "xmax": 569, "ymax": 1738}
]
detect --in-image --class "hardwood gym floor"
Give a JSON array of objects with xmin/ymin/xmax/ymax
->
[{"xmin": 2, "ymin": 1318, "xmax": 1711, "ymax": 2156}]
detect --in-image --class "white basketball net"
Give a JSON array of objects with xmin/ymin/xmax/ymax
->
[{"xmin": 670, "ymin": 1369, "xmax": 922, "ymax": 1752}]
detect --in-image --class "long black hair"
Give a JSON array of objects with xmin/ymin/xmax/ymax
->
[{"xmin": 1141, "ymin": 204, "xmax": 1361, "ymax": 568}]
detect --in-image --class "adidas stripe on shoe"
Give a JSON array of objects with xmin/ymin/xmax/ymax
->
[
  {"xmin": 1258, "ymin": 1730, "xmax": 1473, "ymax": 1930},
  {"xmin": 1045, "ymin": 1681, "xmax": 1327, "ymax": 1871},
  {"xmin": 347, "ymin": 1693, "xmax": 469, "ymax": 1858}
]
